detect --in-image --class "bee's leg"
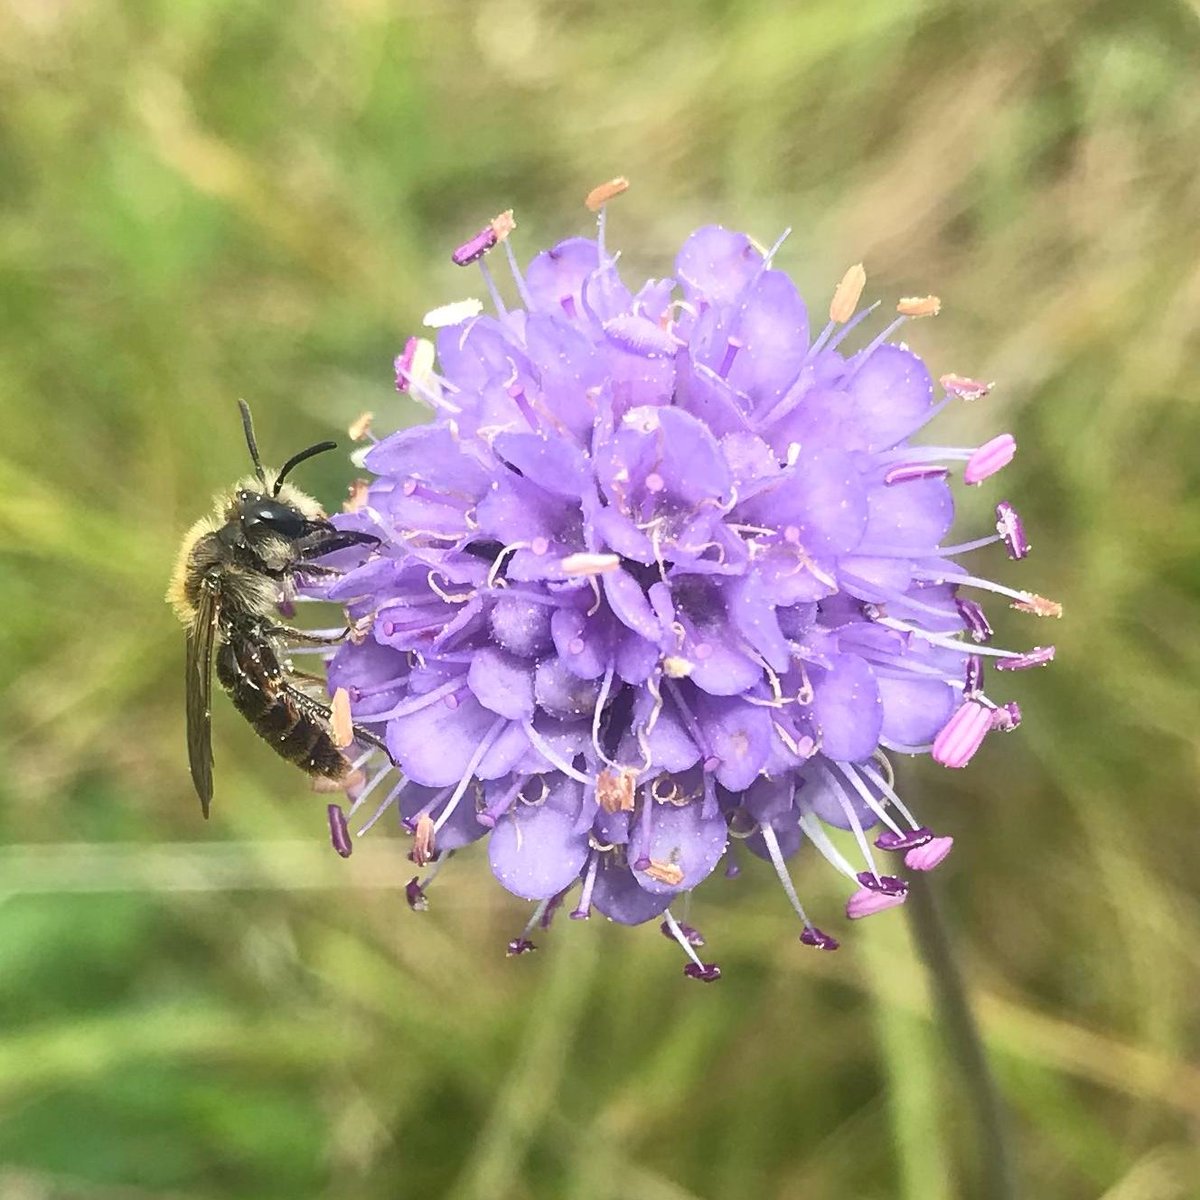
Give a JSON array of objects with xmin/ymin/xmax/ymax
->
[
  {"xmin": 267, "ymin": 624, "xmax": 349, "ymax": 645},
  {"xmin": 280, "ymin": 681, "xmax": 389, "ymax": 755}
]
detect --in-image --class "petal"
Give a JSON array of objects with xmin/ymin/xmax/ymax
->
[
  {"xmin": 845, "ymin": 344, "xmax": 935, "ymax": 452},
  {"xmin": 809, "ymin": 653, "xmax": 883, "ymax": 763},
  {"xmin": 468, "ymin": 646, "xmax": 535, "ymax": 721},
  {"xmin": 524, "ymin": 238, "xmax": 600, "ymax": 316},
  {"xmin": 675, "ymin": 226, "xmax": 763, "ymax": 306},
  {"xmin": 489, "ymin": 777, "xmax": 590, "ymax": 900},
  {"xmin": 694, "ymin": 694, "xmax": 773, "ymax": 791},
  {"xmin": 631, "ymin": 796, "xmax": 729, "ymax": 895},
  {"xmin": 590, "ymin": 861, "xmax": 672, "ymax": 925},
  {"xmin": 860, "ymin": 477, "xmax": 954, "ymax": 553}
]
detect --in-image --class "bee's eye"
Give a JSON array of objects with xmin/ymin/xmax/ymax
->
[{"xmin": 244, "ymin": 500, "xmax": 306, "ymax": 539}]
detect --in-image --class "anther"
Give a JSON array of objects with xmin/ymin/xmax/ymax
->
[
  {"xmin": 940, "ymin": 373, "xmax": 993, "ymax": 401},
  {"xmin": 597, "ymin": 767, "xmax": 637, "ymax": 813},
  {"xmin": 348, "ymin": 412, "xmax": 374, "ymax": 441},
  {"xmin": 995, "ymin": 500, "xmax": 1030, "ymax": 559},
  {"xmin": 405, "ymin": 877, "xmax": 429, "ymax": 911},
  {"xmin": 829, "ymin": 263, "xmax": 867, "ymax": 324},
  {"xmin": 932, "ymin": 700, "xmax": 992, "ymax": 768},
  {"xmin": 995, "ymin": 645, "xmax": 1056, "ymax": 671},
  {"xmin": 991, "ymin": 701, "xmax": 1022, "ymax": 732},
  {"xmin": 897, "ymin": 295, "xmax": 941, "ymax": 318},
  {"xmin": 327, "ymin": 803, "xmax": 353, "ymax": 858},
  {"xmin": 423, "ymin": 298, "xmax": 483, "ymax": 328},
  {"xmin": 585, "ymin": 177, "xmax": 630, "ymax": 211},
  {"xmin": 645, "ymin": 860, "xmax": 685, "ymax": 886},
  {"xmin": 660, "ymin": 919, "xmax": 706, "ymax": 947},
  {"xmin": 905, "ymin": 836, "xmax": 954, "ymax": 871},
  {"xmin": 799, "ymin": 927, "xmax": 840, "ymax": 950},
  {"xmin": 964, "ymin": 653, "xmax": 984, "ymax": 695},
  {"xmin": 964, "ymin": 434, "xmax": 1016, "ymax": 485},
  {"xmin": 560, "ymin": 552, "xmax": 621, "ymax": 577},
  {"xmin": 451, "ymin": 210, "xmax": 516, "ymax": 266},
  {"xmin": 506, "ymin": 938, "xmax": 537, "ymax": 957},
  {"xmin": 413, "ymin": 813, "xmax": 436, "ymax": 866},
  {"xmin": 330, "ymin": 687, "xmax": 354, "ymax": 748},
  {"xmin": 1010, "ymin": 593, "xmax": 1062, "ymax": 619},
  {"xmin": 955, "ymin": 596, "xmax": 993, "ymax": 643},
  {"xmin": 855, "ymin": 871, "xmax": 907, "ymax": 896},
  {"xmin": 846, "ymin": 887, "xmax": 907, "ymax": 918},
  {"xmin": 875, "ymin": 827, "xmax": 933, "ymax": 852},
  {"xmin": 683, "ymin": 962, "xmax": 722, "ymax": 982},
  {"xmin": 343, "ymin": 479, "xmax": 370, "ymax": 513}
]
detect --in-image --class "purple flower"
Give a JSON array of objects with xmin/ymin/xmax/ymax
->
[{"xmin": 310, "ymin": 190, "xmax": 1057, "ymax": 980}]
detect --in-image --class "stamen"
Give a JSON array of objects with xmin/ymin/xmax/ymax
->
[
  {"xmin": 451, "ymin": 210, "xmax": 516, "ymax": 267},
  {"xmin": 413, "ymin": 813, "xmax": 436, "ymax": 866},
  {"xmin": 597, "ymin": 765, "xmax": 637, "ymax": 813},
  {"xmin": 995, "ymin": 500, "xmax": 1030, "ymax": 559},
  {"xmin": 501, "ymin": 239, "xmax": 536, "ymax": 310},
  {"xmin": 846, "ymin": 887, "xmax": 907, "ymax": 918},
  {"xmin": 330, "ymin": 688, "xmax": 354, "ymax": 748},
  {"xmin": 875, "ymin": 827, "xmax": 933, "ymax": 852},
  {"xmin": 994, "ymin": 645, "xmax": 1055, "ymax": 671},
  {"xmin": 507, "ymin": 899, "xmax": 551, "ymax": 956},
  {"xmin": 357, "ymin": 778, "xmax": 410, "ymax": 835},
  {"xmin": 931, "ymin": 700, "xmax": 991, "ymax": 768},
  {"xmin": 327, "ymin": 804, "xmax": 352, "ymax": 858},
  {"xmin": 797, "ymin": 813, "xmax": 861, "ymax": 884},
  {"xmin": 560, "ymin": 552, "xmax": 621, "ymax": 577},
  {"xmin": 406, "ymin": 877, "xmax": 429, "ymax": 911},
  {"xmin": 348, "ymin": 412, "xmax": 374, "ymax": 441},
  {"xmin": 1011, "ymin": 593, "xmax": 1062, "ymax": 619},
  {"xmin": 956, "ymin": 597, "xmax": 994, "ymax": 643},
  {"xmin": 394, "ymin": 337, "xmax": 418, "ymax": 393},
  {"xmin": 585, "ymin": 176, "xmax": 630, "ymax": 212},
  {"xmin": 831, "ymin": 760, "xmax": 906, "ymax": 840},
  {"xmin": 905, "ymin": 836, "xmax": 954, "ymax": 871},
  {"xmin": 829, "ymin": 262, "xmax": 867, "ymax": 324},
  {"xmin": 884, "ymin": 464, "xmax": 951, "ymax": 486},
  {"xmin": 571, "ymin": 852, "xmax": 600, "ymax": 919},
  {"xmin": 854, "ymin": 871, "xmax": 907, "ymax": 896},
  {"xmin": 964, "ymin": 654, "xmax": 984, "ymax": 695},
  {"xmin": 522, "ymin": 722, "xmax": 593, "ymax": 783},
  {"xmin": 816, "ymin": 762, "xmax": 885, "ymax": 881},
  {"xmin": 964, "ymin": 434, "xmax": 1016, "ymax": 484},
  {"xmin": 589, "ymin": 666, "xmax": 620, "ymax": 769},
  {"xmin": 431, "ymin": 717, "xmax": 508, "ymax": 834},
  {"xmin": 343, "ymin": 479, "xmax": 370, "ymax": 513},
  {"xmin": 860, "ymin": 761, "xmax": 923, "ymax": 830},
  {"xmin": 663, "ymin": 909, "xmax": 721, "ymax": 982},
  {"xmin": 896, "ymin": 295, "xmax": 941, "ymax": 318},
  {"xmin": 991, "ymin": 701, "xmax": 1022, "ymax": 732},
  {"xmin": 645, "ymin": 860, "xmax": 685, "ymax": 886},
  {"xmin": 660, "ymin": 917, "xmax": 706, "ymax": 946},
  {"xmin": 758, "ymin": 823, "xmax": 833, "ymax": 948},
  {"xmin": 940, "ymin": 373, "xmax": 994, "ymax": 401},
  {"xmin": 423, "ymin": 298, "xmax": 484, "ymax": 328}
]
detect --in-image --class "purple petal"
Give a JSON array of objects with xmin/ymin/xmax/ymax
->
[
  {"xmin": 808, "ymin": 653, "xmax": 883, "ymax": 763},
  {"xmin": 468, "ymin": 646, "xmax": 535, "ymax": 721},
  {"xmin": 675, "ymin": 227, "xmax": 763, "ymax": 306},
  {"xmin": 489, "ymin": 778, "xmax": 590, "ymax": 900},
  {"xmin": 630, "ymin": 795, "xmax": 729, "ymax": 895},
  {"xmin": 590, "ymin": 861, "xmax": 672, "ymax": 925},
  {"xmin": 694, "ymin": 695, "xmax": 773, "ymax": 791},
  {"xmin": 846, "ymin": 344, "xmax": 935, "ymax": 452}
]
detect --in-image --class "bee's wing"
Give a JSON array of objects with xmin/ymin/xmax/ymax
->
[{"xmin": 185, "ymin": 578, "xmax": 220, "ymax": 818}]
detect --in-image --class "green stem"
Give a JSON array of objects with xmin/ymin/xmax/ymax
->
[{"xmin": 905, "ymin": 873, "xmax": 1017, "ymax": 1200}]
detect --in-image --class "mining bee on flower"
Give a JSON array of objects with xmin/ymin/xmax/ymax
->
[{"xmin": 167, "ymin": 401, "xmax": 385, "ymax": 817}]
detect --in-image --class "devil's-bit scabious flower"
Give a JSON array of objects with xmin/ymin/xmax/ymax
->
[{"xmin": 314, "ymin": 184, "xmax": 1058, "ymax": 980}]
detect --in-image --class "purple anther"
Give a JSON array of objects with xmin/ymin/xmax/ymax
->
[
  {"xmin": 991, "ymin": 701, "xmax": 1022, "ymax": 732},
  {"xmin": 451, "ymin": 225, "xmax": 499, "ymax": 267},
  {"xmin": 405, "ymin": 876, "xmax": 429, "ymax": 911},
  {"xmin": 995, "ymin": 501, "xmax": 1030, "ymax": 560},
  {"xmin": 506, "ymin": 938, "xmax": 537, "ymax": 957},
  {"xmin": 932, "ymin": 699, "xmax": 992, "ymax": 768},
  {"xmin": 955, "ymin": 596, "xmax": 994, "ymax": 643},
  {"xmin": 964, "ymin": 653, "xmax": 985, "ymax": 695},
  {"xmin": 661, "ymin": 920, "xmax": 706, "ymax": 947},
  {"xmin": 875, "ymin": 827, "xmax": 933, "ymax": 852},
  {"xmin": 856, "ymin": 871, "xmax": 908, "ymax": 896},
  {"xmin": 683, "ymin": 962, "xmax": 722, "ymax": 983},
  {"xmin": 846, "ymin": 887, "xmax": 907, "ymax": 919},
  {"xmin": 394, "ymin": 337, "xmax": 418, "ymax": 393},
  {"xmin": 569, "ymin": 905, "xmax": 591, "ymax": 921},
  {"xmin": 905, "ymin": 836, "xmax": 954, "ymax": 871},
  {"xmin": 883, "ymin": 463, "xmax": 951, "ymax": 486},
  {"xmin": 995, "ymin": 645, "xmax": 1056, "ymax": 671},
  {"xmin": 542, "ymin": 888, "xmax": 569, "ymax": 928},
  {"xmin": 327, "ymin": 803, "xmax": 353, "ymax": 859},
  {"xmin": 964, "ymin": 434, "xmax": 1016, "ymax": 485},
  {"xmin": 800, "ymin": 926, "xmax": 840, "ymax": 951}
]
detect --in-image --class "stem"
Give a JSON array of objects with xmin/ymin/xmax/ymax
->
[{"xmin": 905, "ymin": 873, "xmax": 1017, "ymax": 1200}]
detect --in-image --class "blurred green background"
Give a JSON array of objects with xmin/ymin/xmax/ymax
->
[{"xmin": 2, "ymin": 0, "xmax": 1199, "ymax": 1196}]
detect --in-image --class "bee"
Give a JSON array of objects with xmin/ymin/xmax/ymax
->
[{"xmin": 167, "ymin": 401, "xmax": 384, "ymax": 817}]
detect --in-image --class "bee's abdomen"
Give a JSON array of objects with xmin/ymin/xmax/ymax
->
[{"xmin": 216, "ymin": 637, "xmax": 349, "ymax": 782}]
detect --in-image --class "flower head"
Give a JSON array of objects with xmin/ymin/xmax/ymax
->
[{"xmin": 311, "ymin": 188, "xmax": 1056, "ymax": 979}]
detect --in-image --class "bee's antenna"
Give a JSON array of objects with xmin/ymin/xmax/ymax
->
[
  {"xmin": 238, "ymin": 400, "xmax": 267, "ymax": 487},
  {"xmin": 273, "ymin": 440, "xmax": 338, "ymax": 495}
]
